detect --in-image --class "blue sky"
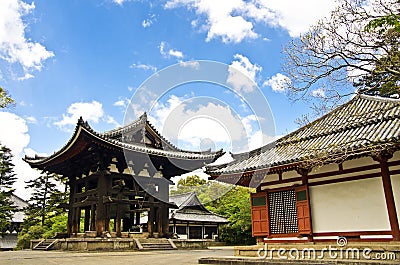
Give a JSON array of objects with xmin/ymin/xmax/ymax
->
[{"xmin": 0, "ymin": 0, "xmax": 339, "ymax": 198}]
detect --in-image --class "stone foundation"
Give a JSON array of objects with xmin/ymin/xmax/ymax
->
[{"xmin": 30, "ymin": 238, "xmax": 224, "ymax": 251}]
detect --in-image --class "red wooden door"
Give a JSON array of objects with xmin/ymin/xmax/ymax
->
[
  {"xmin": 295, "ymin": 186, "xmax": 312, "ymax": 235},
  {"xmin": 251, "ymin": 192, "xmax": 269, "ymax": 237}
]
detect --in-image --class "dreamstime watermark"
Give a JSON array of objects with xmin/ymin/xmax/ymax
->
[{"xmin": 257, "ymin": 237, "xmax": 397, "ymax": 261}]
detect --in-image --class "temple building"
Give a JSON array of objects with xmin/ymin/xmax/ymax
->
[
  {"xmin": 0, "ymin": 194, "xmax": 28, "ymax": 250},
  {"xmin": 169, "ymin": 192, "xmax": 228, "ymax": 240},
  {"xmin": 207, "ymin": 95, "xmax": 400, "ymax": 243},
  {"xmin": 25, "ymin": 113, "xmax": 223, "ymax": 238}
]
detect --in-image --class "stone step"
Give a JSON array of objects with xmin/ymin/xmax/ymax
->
[
  {"xmin": 141, "ymin": 242, "xmax": 172, "ymax": 245},
  {"xmin": 135, "ymin": 238, "xmax": 177, "ymax": 251},
  {"xmin": 33, "ymin": 239, "xmax": 58, "ymax": 251}
]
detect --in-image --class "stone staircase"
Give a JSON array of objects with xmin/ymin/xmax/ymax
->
[
  {"xmin": 134, "ymin": 238, "xmax": 177, "ymax": 251},
  {"xmin": 32, "ymin": 239, "xmax": 58, "ymax": 250}
]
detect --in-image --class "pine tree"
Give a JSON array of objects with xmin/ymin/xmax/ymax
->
[
  {"xmin": 23, "ymin": 172, "xmax": 67, "ymax": 228},
  {"xmin": 0, "ymin": 144, "xmax": 17, "ymax": 233}
]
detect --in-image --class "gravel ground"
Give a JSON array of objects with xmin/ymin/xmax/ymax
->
[{"xmin": 0, "ymin": 248, "xmax": 234, "ymax": 265}]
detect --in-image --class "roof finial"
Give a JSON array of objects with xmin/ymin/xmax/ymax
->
[{"xmin": 78, "ymin": 116, "xmax": 84, "ymax": 125}]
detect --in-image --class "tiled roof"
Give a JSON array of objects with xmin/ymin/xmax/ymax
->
[
  {"xmin": 171, "ymin": 210, "xmax": 229, "ymax": 223},
  {"xmin": 102, "ymin": 112, "xmax": 148, "ymax": 138},
  {"xmin": 170, "ymin": 192, "xmax": 228, "ymax": 223},
  {"xmin": 206, "ymin": 95, "xmax": 400, "ymax": 175},
  {"xmin": 24, "ymin": 114, "xmax": 224, "ymax": 165}
]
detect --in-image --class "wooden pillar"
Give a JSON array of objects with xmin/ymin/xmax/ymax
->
[
  {"xmin": 156, "ymin": 206, "xmax": 169, "ymax": 238},
  {"xmin": 90, "ymin": 204, "xmax": 96, "ymax": 231},
  {"xmin": 157, "ymin": 207, "xmax": 164, "ymax": 236},
  {"xmin": 70, "ymin": 207, "xmax": 77, "ymax": 235},
  {"xmin": 73, "ymin": 207, "xmax": 81, "ymax": 234},
  {"xmin": 148, "ymin": 197, "xmax": 155, "ymax": 237},
  {"xmin": 96, "ymin": 170, "xmax": 112, "ymax": 237},
  {"xmin": 296, "ymin": 167, "xmax": 313, "ymax": 241},
  {"xmin": 67, "ymin": 176, "xmax": 76, "ymax": 236},
  {"xmin": 296, "ymin": 167, "xmax": 310, "ymax": 185},
  {"xmin": 161, "ymin": 207, "xmax": 170, "ymax": 238},
  {"xmin": 116, "ymin": 204, "xmax": 122, "ymax": 237},
  {"xmin": 374, "ymin": 152, "xmax": 400, "ymax": 241},
  {"xmin": 135, "ymin": 211, "xmax": 140, "ymax": 226}
]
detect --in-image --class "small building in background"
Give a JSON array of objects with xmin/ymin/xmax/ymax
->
[
  {"xmin": 169, "ymin": 192, "xmax": 228, "ymax": 240},
  {"xmin": 0, "ymin": 194, "xmax": 28, "ymax": 250}
]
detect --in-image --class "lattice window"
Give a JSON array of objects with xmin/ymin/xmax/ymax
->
[{"xmin": 268, "ymin": 190, "xmax": 298, "ymax": 234}]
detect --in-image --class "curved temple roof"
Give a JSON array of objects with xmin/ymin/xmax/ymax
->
[
  {"xmin": 170, "ymin": 192, "xmax": 228, "ymax": 223},
  {"xmin": 24, "ymin": 113, "xmax": 224, "ymax": 176},
  {"xmin": 206, "ymin": 95, "xmax": 400, "ymax": 180}
]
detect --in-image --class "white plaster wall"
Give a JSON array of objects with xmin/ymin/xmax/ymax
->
[
  {"xmin": 262, "ymin": 173, "xmax": 279, "ymax": 183},
  {"xmin": 309, "ymin": 163, "xmax": 338, "ymax": 176},
  {"xmin": 391, "ymin": 173, "xmax": 400, "ymax": 227},
  {"xmin": 282, "ymin": 170, "xmax": 299, "ymax": 180},
  {"xmin": 310, "ymin": 178, "xmax": 390, "ymax": 233},
  {"xmin": 260, "ymin": 181, "xmax": 302, "ymax": 191},
  {"xmin": 342, "ymin": 156, "xmax": 378, "ymax": 169},
  {"xmin": 390, "ymin": 151, "xmax": 400, "ymax": 162}
]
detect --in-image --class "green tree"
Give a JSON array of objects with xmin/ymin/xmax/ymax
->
[
  {"xmin": 0, "ymin": 87, "xmax": 14, "ymax": 109},
  {"xmin": 23, "ymin": 172, "xmax": 68, "ymax": 228},
  {"xmin": 0, "ymin": 144, "xmax": 17, "ymax": 234},
  {"xmin": 283, "ymin": 0, "xmax": 399, "ymax": 111},
  {"xmin": 356, "ymin": 13, "xmax": 400, "ymax": 96},
  {"xmin": 206, "ymin": 186, "xmax": 255, "ymax": 245},
  {"xmin": 17, "ymin": 172, "xmax": 68, "ymax": 248},
  {"xmin": 171, "ymin": 175, "xmax": 255, "ymax": 245},
  {"xmin": 170, "ymin": 175, "xmax": 206, "ymax": 195}
]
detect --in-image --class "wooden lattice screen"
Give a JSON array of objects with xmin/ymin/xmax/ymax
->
[{"xmin": 268, "ymin": 190, "xmax": 298, "ymax": 234}]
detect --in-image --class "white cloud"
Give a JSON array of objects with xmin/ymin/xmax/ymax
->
[
  {"xmin": 114, "ymin": 100, "xmax": 126, "ymax": 107},
  {"xmin": 148, "ymin": 95, "xmax": 270, "ymax": 153},
  {"xmin": 179, "ymin": 61, "xmax": 200, "ymax": 69},
  {"xmin": 263, "ymin": 73, "xmax": 290, "ymax": 93},
  {"xmin": 17, "ymin": 73, "xmax": 34, "ymax": 81},
  {"xmin": 131, "ymin": 63, "xmax": 157, "ymax": 72},
  {"xmin": 54, "ymin": 101, "xmax": 105, "ymax": 131},
  {"xmin": 23, "ymin": 147, "xmax": 46, "ymax": 158},
  {"xmin": 246, "ymin": 130, "xmax": 277, "ymax": 152},
  {"xmin": 142, "ymin": 19, "xmax": 152, "ymax": 28},
  {"xmin": 0, "ymin": 0, "xmax": 54, "ymax": 74},
  {"xmin": 113, "ymin": 0, "xmax": 126, "ymax": 5},
  {"xmin": 0, "ymin": 112, "xmax": 30, "ymax": 155},
  {"xmin": 310, "ymin": 88, "xmax": 326, "ymax": 98},
  {"xmin": 105, "ymin": 115, "xmax": 120, "ymax": 127},
  {"xmin": 165, "ymin": 0, "xmax": 258, "ymax": 43},
  {"xmin": 114, "ymin": 98, "xmax": 130, "ymax": 108},
  {"xmin": 165, "ymin": 0, "xmax": 338, "ymax": 42},
  {"xmin": 168, "ymin": 49, "xmax": 183, "ymax": 59},
  {"xmin": 159, "ymin": 41, "xmax": 184, "ymax": 59},
  {"xmin": 142, "ymin": 14, "xmax": 156, "ymax": 28},
  {"xmin": 0, "ymin": 112, "xmax": 40, "ymax": 199},
  {"xmin": 227, "ymin": 54, "xmax": 262, "ymax": 93},
  {"xmin": 245, "ymin": 0, "xmax": 338, "ymax": 37},
  {"xmin": 54, "ymin": 101, "xmax": 121, "ymax": 131},
  {"xmin": 25, "ymin": 116, "xmax": 37, "ymax": 124}
]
